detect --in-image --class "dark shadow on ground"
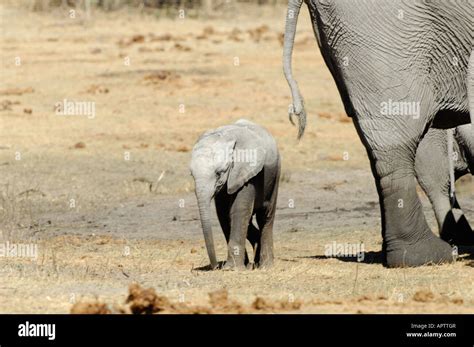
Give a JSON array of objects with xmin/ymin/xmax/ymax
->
[
  {"xmin": 193, "ymin": 261, "xmax": 256, "ymax": 271},
  {"xmin": 299, "ymin": 251, "xmax": 384, "ymax": 265},
  {"xmin": 193, "ymin": 261, "xmax": 226, "ymax": 272}
]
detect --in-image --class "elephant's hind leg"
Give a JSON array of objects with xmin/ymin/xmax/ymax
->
[
  {"xmin": 354, "ymin": 117, "xmax": 454, "ymax": 267},
  {"xmin": 255, "ymin": 212, "xmax": 275, "ymax": 268},
  {"xmin": 246, "ymin": 221, "xmax": 260, "ymax": 268},
  {"xmin": 254, "ymin": 173, "xmax": 280, "ymax": 269},
  {"xmin": 415, "ymin": 129, "xmax": 474, "ymax": 246},
  {"xmin": 441, "ymin": 197, "xmax": 474, "ymax": 245}
]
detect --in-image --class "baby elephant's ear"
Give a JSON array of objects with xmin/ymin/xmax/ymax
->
[{"xmin": 227, "ymin": 130, "xmax": 266, "ymax": 195}]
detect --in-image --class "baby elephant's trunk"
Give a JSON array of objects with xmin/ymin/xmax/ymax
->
[{"xmin": 195, "ymin": 191, "xmax": 218, "ymax": 269}]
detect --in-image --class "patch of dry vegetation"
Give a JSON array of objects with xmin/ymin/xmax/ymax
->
[{"xmin": 71, "ymin": 283, "xmax": 302, "ymax": 314}]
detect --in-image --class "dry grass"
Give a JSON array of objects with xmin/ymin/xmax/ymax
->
[{"xmin": 1, "ymin": 233, "xmax": 473, "ymax": 313}]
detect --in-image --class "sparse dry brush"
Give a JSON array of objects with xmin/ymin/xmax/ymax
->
[{"xmin": 17, "ymin": 0, "xmax": 289, "ymax": 12}]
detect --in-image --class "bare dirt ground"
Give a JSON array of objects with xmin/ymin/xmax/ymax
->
[{"xmin": 1, "ymin": 4, "xmax": 473, "ymax": 314}]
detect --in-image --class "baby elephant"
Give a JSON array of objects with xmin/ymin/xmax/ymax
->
[
  {"xmin": 416, "ymin": 124, "xmax": 474, "ymax": 245},
  {"xmin": 190, "ymin": 119, "xmax": 280, "ymax": 270}
]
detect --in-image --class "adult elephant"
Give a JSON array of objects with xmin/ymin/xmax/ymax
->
[{"xmin": 283, "ymin": 0, "xmax": 473, "ymax": 267}]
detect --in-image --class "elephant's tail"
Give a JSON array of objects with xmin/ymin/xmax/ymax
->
[
  {"xmin": 447, "ymin": 128, "xmax": 456, "ymax": 205},
  {"xmin": 283, "ymin": 0, "xmax": 306, "ymax": 140}
]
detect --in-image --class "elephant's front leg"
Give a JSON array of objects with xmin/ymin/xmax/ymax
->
[
  {"xmin": 355, "ymin": 120, "xmax": 454, "ymax": 267},
  {"xmin": 216, "ymin": 192, "xmax": 253, "ymax": 267},
  {"xmin": 223, "ymin": 184, "xmax": 256, "ymax": 270}
]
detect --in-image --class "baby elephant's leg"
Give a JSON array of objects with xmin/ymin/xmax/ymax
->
[
  {"xmin": 255, "ymin": 179, "xmax": 279, "ymax": 269},
  {"xmin": 246, "ymin": 220, "xmax": 260, "ymax": 267},
  {"xmin": 216, "ymin": 192, "xmax": 253, "ymax": 267},
  {"xmin": 256, "ymin": 212, "xmax": 275, "ymax": 268},
  {"xmin": 223, "ymin": 184, "xmax": 256, "ymax": 270}
]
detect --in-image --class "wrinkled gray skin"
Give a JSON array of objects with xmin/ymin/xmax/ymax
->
[
  {"xmin": 283, "ymin": 0, "xmax": 474, "ymax": 267},
  {"xmin": 190, "ymin": 119, "xmax": 280, "ymax": 270},
  {"xmin": 416, "ymin": 125, "xmax": 474, "ymax": 246}
]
